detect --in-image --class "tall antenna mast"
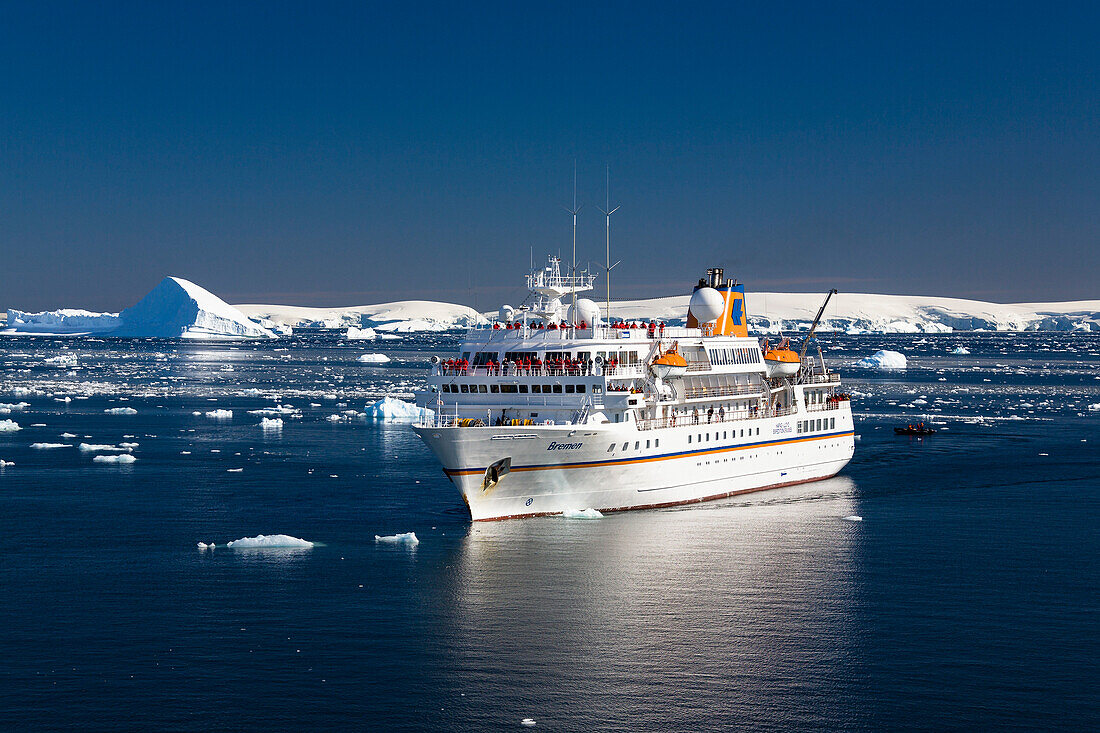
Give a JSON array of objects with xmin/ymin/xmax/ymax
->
[
  {"xmin": 565, "ymin": 161, "xmax": 582, "ymax": 326},
  {"xmin": 597, "ymin": 164, "xmax": 620, "ymax": 326}
]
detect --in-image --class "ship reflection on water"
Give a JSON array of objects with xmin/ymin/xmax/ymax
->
[{"xmin": 435, "ymin": 476, "xmax": 867, "ymax": 730}]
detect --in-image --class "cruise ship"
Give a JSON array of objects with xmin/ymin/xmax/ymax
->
[{"xmin": 413, "ymin": 257, "xmax": 855, "ymax": 520}]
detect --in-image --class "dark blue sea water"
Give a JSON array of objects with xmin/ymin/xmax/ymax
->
[{"xmin": 1, "ymin": 333, "xmax": 1097, "ymax": 731}]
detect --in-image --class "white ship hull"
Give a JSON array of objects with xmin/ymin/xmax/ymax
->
[{"xmin": 414, "ymin": 405, "xmax": 855, "ymax": 521}]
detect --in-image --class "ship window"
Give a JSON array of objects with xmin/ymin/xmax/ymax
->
[
  {"xmin": 502, "ymin": 385, "xmax": 518, "ymax": 394},
  {"xmin": 706, "ymin": 433, "xmax": 710, "ymax": 441},
  {"xmin": 530, "ymin": 413, "xmax": 538, "ymax": 418},
  {"xmin": 607, "ymin": 444, "xmax": 615, "ymax": 453},
  {"xmin": 622, "ymin": 442, "xmax": 629, "ymax": 451},
  {"xmin": 646, "ymin": 440, "xmax": 650, "ymax": 449},
  {"xmin": 461, "ymin": 352, "xmax": 471, "ymax": 361},
  {"xmin": 655, "ymin": 439, "xmax": 659, "ymax": 447},
  {"xmin": 592, "ymin": 386, "xmax": 602, "ymax": 394},
  {"xmin": 490, "ymin": 384, "xmax": 500, "ymax": 393},
  {"xmin": 698, "ymin": 434, "xmax": 702, "ymax": 443},
  {"xmin": 552, "ymin": 385, "xmax": 562, "ymax": 393},
  {"xmin": 532, "ymin": 384, "xmax": 542, "ymax": 393},
  {"xmin": 577, "ymin": 385, "xmax": 586, "ymax": 393},
  {"xmin": 518, "ymin": 385, "xmax": 528, "ymax": 393},
  {"xmin": 688, "ymin": 435, "xmax": 692, "ymax": 444},
  {"xmin": 478, "ymin": 385, "xmax": 488, "ymax": 393},
  {"xmin": 740, "ymin": 429, "xmax": 744, "ymax": 437},
  {"xmin": 830, "ymin": 418, "xmax": 835, "ymax": 429},
  {"xmin": 565, "ymin": 384, "xmax": 575, "ymax": 393},
  {"xmin": 816, "ymin": 419, "xmax": 821, "ymax": 430},
  {"xmin": 460, "ymin": 384, "xmax": 469, "ymax": 393},
  {"xmin": 634, "ymin": 442, "xmax": 640, "ymax": 450}
]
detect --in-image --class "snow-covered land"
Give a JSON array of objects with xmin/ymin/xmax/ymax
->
[
  {"xmin": 235, "ymin": 300, "xmax": 488, "ymax": 332},
  {"xmin": 3, "ymin": 277, "xmax": 275, "ymax": 339},
  {"xmin": 604, "ymin": 292, "xmax": 1100, "ymax": 333}
]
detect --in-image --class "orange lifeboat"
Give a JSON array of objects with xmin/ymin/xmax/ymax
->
[
  {"xmin": 651, "ymin": 344, "xmax": 688, "ymax": 379},
  {"xmin": 762, "ymin": 338, "xmax": 801, "ymax": 378}
]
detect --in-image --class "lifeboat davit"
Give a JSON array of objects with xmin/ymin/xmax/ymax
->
[
  {"xmin": 762, "ymin": 338, "xmax": 801, "ymax": 378},
  {"xmin": 651, "ymin": 345, "xmax": 688, "ymax": 379}
]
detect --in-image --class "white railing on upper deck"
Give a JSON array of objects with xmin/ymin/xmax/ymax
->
[
  {"xmin": 636, "ymin": 404, "xmax": 798, "ymax": 431},
  {"xmin": 681, "ymin": 383, "xmax": 767, "ymax": 401}
]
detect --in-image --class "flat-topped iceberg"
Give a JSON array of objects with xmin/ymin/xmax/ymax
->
[
  {"xmin": 375, "ymin": 532, "xmax": 419, "ymax": 545},
  {"xmin": 365, "ymin": 396, "xmax": 433, "ymax": 421},
  {"xmin": 4, "ymin": 308, "xmax": 120, "ymax": 335}
]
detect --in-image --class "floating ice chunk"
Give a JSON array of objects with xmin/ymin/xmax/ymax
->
[
  {"xmin": 562, "ymin": 508, "xmax": 604, "ymax": 519},
  {"xmin": 93, "ymin": 454, "xmax": 137, "ymax": 463},
  {"xmin": 119, "ymin": 442, "xmax": 139, "ymax": 448},
  {"xmin": 60, "ymin": 432, "xmax": 77, "ymax": 438},
  {"xmin": 204, "ymin": 409, "xmax": 233, "ymax": 419},
  {"xmin": 326, "ymin": 414, "xmax": 345, "ymax": 422},
  {"xmin": 358, "ymin": 353, "xmax": 391, "ymax": 363},
  {"xmin": 226, "ymin": 534, "xmax": 314, "ymax": 549},
  {"xmin": 0, "ymin": 459, "xmax": 13, "ymax": 467},
  {"xmin": 104, "ymin": 407, "xmax": 138, "ymax": 415},
  {"xmin": 79, "ymin": 443, "xmax": 131, "ymax": 453},
  {"xmin": 842, "ymin": 515, "xmax": 863, "ymax": 522},
  {"xmin": 197, "ymin": 542, "xmax": 212, "ymax": 549},
  {"xmin": 855, "ymin": 350, "xmax": 907, "ymax": 370},
  {"xmin": 227, "ymin": 468, "xmax": 243, "ymax": 472},
  {"xmin": 1088, "ymin": 403, "xmax": 1100, "ymax": 412},
  {"xmin": 30, "ymin": 442, "xmax": 69, "ymax": 449},
  {"xmin": 521, "ymin": 719, "xmax": 536, "ymax": 727},
  {"xmin": 0, "ymin": 419, "xmax": 21, "ymax": 432},
  {"xmin": 0, "ymin": 402, "xmax": 30, "ymax": 412},
  {"xmin": 364, "ymin": 396, "xmax": 433, "ymax": 422},
  {"xmin": 374, "ymin": 532, "xmax": 419, "ymax": 545},
  {"xmin": 949, "ymin": 346, "xmax": 971, "ymax": 355},
  {"xmin": 248, "ymin": 405, "xmax": 298, "ymax": 416},
  {"xmin": 345, "ymin": 326, "xmax": 377, "ymax": 340},
  {"xmin": 260, "ymin": 417, "xmax": 284, "ymax": 429}
]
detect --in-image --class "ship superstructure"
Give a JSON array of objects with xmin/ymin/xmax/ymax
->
[{"xmin": 413, "ymin": 261, "xmax": 855, "ymax": 520}]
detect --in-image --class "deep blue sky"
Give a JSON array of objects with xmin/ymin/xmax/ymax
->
[{"xmin": 2, "ymin": 1, "xmax": 1098, "ymax": 311}]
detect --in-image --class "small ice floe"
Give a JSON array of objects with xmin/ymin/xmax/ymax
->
[
  {"xmin": 346, "ymin": 326, "xmax": 377, "ymax": 340},
  {"xmin": 60, "ymin": 432, "xmax": 77, "ymax": 438},
  {"xmin": 30, "ymin": 442, "xmax": 69, "ymax": 449},
  {"xmin": 375, "ymin": 532, "xmax": 419, "ymax": 545},
  {"xmin": 204, "ymin": 409, "xmax": 233, "ymax": 419},
  {"xmin": 855, "ymin": 350, "xmax": 907, "ymax": 370},
  {"xmin": 93, "ymin": 454, "xmax": 137, "ymax": 463},
  {"xmin": 842, "ymin": 515, "xmax": 863, "ymax": 522},
  {"xmin": 104, "ymin": 407, "xmax": 138, "ymax": 415},
  {"xmin": 119, "ymin": 442, "xmax": 139, "ymax": 449},
  {"xmin": 358, "ymin": 353, "xmax": 391, "ymax": 364},
  {"xmin": 248, "ymin": 405, "xmax": 299, "ymax": 417},
  {"xmin": 0, "ymin": 419, "xmax": 22, "ymax": 432},
  {"xmin": 0, "ymin": 459, "xmax": 13, "ymax": 467},
  {"xmin": 54, "ymin": 396, "xmax": 72, "ymax": 403},
  {"xmin": 562, "ymin": 508, "xmax": 604, "ymax": 519},
  {"xmin": 950, "ymin": 347, "xmax": 971, "ymax": 355},
  {"xmin": 260, "ymin": 417, "xmax": 283, "ymax": 429},
  {"xmin": 1088, "ymin": 403, "xmax": 1100, "ymax": 412},
  {"xmin": 227, "ymin": 468, "xmax": 244, "ymax": 472},
  {"xmin": 0, "ymin": 402, "xmax": 30, "ymax": 413},
  {"xmin": 79, "ymin": 443, "xmax": 132, "ymax": 453},
  {"xmin": 521, "ymin": 719, "xmax": 536, "ymax": 727},
  {"xmin": 197, "ymin": 542, "xmax": 214, "ymax": 550},
  {"xmin": 226, "ymin": 534, "xmax": 314, "ymax": 549}
]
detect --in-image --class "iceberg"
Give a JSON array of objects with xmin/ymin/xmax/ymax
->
[
  {"xmin": 374, "ymin": 532, "xmax": 419, "ymax": 545},
  {"xmin": 358, "ymin": 353, "xmax": 391, "ymax": 364},
  {"xmin": 0, "ymin": 402, "xmax": 30, "ymax": 414},
  {"xmin": 949, "ymin": 347, "xmax": 971, "ymax": 355},
  {"xmin": 856, "ymin": 350, "xmax": 907, "ymax": 370},
  {"xmin": 30, "ymin": 442, "xmax": 70, "ymax": 449},
  {"xmin": 113, "ymin": 277, "xmax": 275, "ymax": 339},
  {"xmin": 0, "ymin": 419, "xmax": 21, "ymax": 432},
  {"xmin": 562, "ymin": 508, "xmax": 604, "ymax": 519},
  {"xmin": 104, "ymin": 407, "xmax": 138, "ymax": 415},
  {"xmin": 204, "ymin": 409, "xmax": 233, "ymax": 419},
  {"xmin": 345, "ymin": 326, "xmax": 376, "ymax": 340},
  {"xmin": 79, "ymin": 443, "xmax": 132, "ymax": 452},
  {"xmin": 2, "ymin": 277, "xmax": 276, "ymax": 339},
  {"xmin": 226, "ymin": 534, "xmax": 314, "ymax": 549},
  {"xmin": 235, "ymin": 300, "xmax": 488, "ymax": 333},
  {"xmin": 260, "ymin": 417, "xmax": 284, "ymax": 429},
  {"xmin": 364, "ymin": 396, "xmax": 433, "ymax": 421},
  {"xmin": 93, "ymin": 454, "xmax": 137, "ymax": 463}
]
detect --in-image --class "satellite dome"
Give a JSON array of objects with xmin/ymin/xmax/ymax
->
[
  {"xmin": 689, "ymin": 287, "xmax": 725, "ymax": 324},
  {"xmin": 498, "ymin": 305, "xmax": 515, "ymax": 323},
  {"xmin": 568, "ymin": 298, "xmax": 600, "ymax": 326}
]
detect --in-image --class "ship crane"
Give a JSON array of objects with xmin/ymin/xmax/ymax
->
[{"xmin": 799, "ymin": 289, "xmax": 838, "ymax": 363}]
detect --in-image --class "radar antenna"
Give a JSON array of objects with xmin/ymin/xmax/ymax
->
[{"xmin": 563, "ymin": 161, "xmax": 582, "ymax": 326}]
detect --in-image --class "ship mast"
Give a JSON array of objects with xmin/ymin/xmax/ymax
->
[
  {"xmin": 598, "ymin": 164, "xmax": 620, "ymax": 326},
  {"xmin": 567, "ymin": 162, "xmax": 581, "ymax": 326}
]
